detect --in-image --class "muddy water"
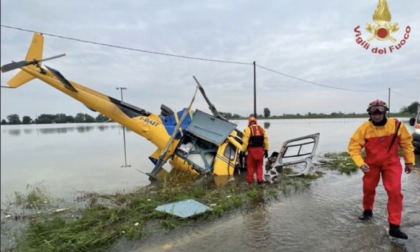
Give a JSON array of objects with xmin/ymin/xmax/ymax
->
[
  {"xmin": 1, "ymin": 118, "xmax": 419, "ymax": 251},
  {"xmin": 112, "ymin": 165, "xmax": 420, "ymax": 252}
]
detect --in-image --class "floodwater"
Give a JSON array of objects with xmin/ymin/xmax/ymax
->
[
  {"xmin": 1, "ymin": 118, "xmax": 419, "ymax": 251},
  {"xmin": 127, "ymin": 171, "xmax": 420, "ymax": 252}
]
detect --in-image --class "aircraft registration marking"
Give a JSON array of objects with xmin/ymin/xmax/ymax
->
[{"xmin": 139, "ymin": 117, "xmax": 160, "ymax": 127}]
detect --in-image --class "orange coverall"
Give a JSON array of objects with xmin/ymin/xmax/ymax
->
[
  {"xmin": 348, "ymin": 118, "xmax": 415, "ymax": 225},
  {"xmin": 242, "ymin": 124, "xmax": 269, "ymax": 183}
]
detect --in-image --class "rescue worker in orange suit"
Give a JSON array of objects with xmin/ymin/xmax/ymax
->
[
  {"xmin": 241, "ymin": 116, "xmax": 269, "ymax": 184},
  {"xmin": 348, "ymin": 99, "xmax": 415, "ymax": 239}
]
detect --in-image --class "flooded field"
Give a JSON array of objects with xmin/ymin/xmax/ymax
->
[
  {"xmin": 1, "ymin": 118, "xmax": 419, "ymax": 251},
  {"xmin": 1, "ymin": 118, "xmax": 366, "ymax": 200},
  {"xmin": 123, "ymin": 168, "xmax": 420, "ymax": 252}
]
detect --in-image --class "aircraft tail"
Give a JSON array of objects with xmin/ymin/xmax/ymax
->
[
  {"xmin": 8, "ymin": 70, "xmax": 36, "ymax": 88},
  {"xmin": 7, "ymin": 33, "xmax": 44, "ymax": 88}
]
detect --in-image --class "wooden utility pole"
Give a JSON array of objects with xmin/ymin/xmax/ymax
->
[{"xmin": 388, "ymin": 88, "xmax": 391, "ymax": 113}]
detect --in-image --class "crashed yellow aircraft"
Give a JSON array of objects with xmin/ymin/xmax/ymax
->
[{"xmin": 1, "ymin": 33, "xmax": 320, "ymax": 182}]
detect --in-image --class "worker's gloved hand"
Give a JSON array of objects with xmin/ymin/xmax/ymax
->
[
  {"xmin": 264, "ymin": 150, "xmax": 268, "ymax": 158},
  {"xmin": 360, "ymin": 163, "xmax": 370, "ymax": 173}
]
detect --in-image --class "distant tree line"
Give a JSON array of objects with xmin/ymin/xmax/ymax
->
[
  {"xmin": 1, "ymin": 113, "xmax": 109, "ymax": 125},
  {"xmin": 1, "ymin": 102, "xmax": 418, "ymax": 125}
]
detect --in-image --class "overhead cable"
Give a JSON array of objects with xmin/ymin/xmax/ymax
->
[
  {"xmin": 1, "ymin": 25, "xmax": 250, "ymax": 65},
  {"xmin": 256, "ymin": 64, "xmax": 383, "ymax": 92},
  {"xmin": 391, "ymin": 89, "xmax": 418, "ymax": 100},
  {"xmin": 0, "ymin": 24, "xmax": 397, "ymax": 94}
]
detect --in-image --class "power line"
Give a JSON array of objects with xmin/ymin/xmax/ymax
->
[
  {"xmin": 1, "ymin": 25, "xmax": 251, "ymax": 66},
  {"xmin": 391, "ymin": 89, "xmax": 418, "ymax": 100},
  {"xmin": 256, "ymin": 64, "xmax": 383, "ymax": 92},
  {"xmin": 0, "ymin": 24, "xmax": 390, "ymax": 93}
]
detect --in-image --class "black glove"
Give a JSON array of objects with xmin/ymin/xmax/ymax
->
[{"xmin": 264, "ymin": 150, "xmax": 268, "ymax": 158}]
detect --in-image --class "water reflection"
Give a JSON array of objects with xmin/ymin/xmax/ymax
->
[
  {"xmin": 242, "ymin": 204, "xmax": 272, "ymax": 249},
  {"xmin": 131, "ymin": 170, "xmax": 420, "ymax": 252},
  {"xmin": 1, "ymin": 124, "xmax": 119, "ymax": 136},
  {"xmin": 8, "ymin": 129, "xmax": 21, "ymax": 136},
  {"xmin": 98, "ymin": 125, "xmax": 107, "ymax": 131},
  {"xmin": 39, "ymin": 127, "xmax": 71, "ymax": 134},
  {"xmin": 76, "ymin": 126, "xmax": 94, "ymax": 133}
]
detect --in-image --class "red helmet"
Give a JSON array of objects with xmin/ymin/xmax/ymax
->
[
  {"xmin": 248, "ymin": 116, "xmax": 257, "ymax": 125},
  {"xmin": 367, "ymin": 99, "xmax": 389, "ymax": 113}
]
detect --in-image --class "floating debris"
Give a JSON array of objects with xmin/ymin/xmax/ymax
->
[
  {"xmin": 155, "ymin": 199, "xmax": 211, "ymax": 218},
  {"xmin": 53, "ymin": 208, "xmax": 70, "ymax": 213}
]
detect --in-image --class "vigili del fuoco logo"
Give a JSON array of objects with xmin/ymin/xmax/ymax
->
[{"xmin": 354, "ymin": 0, "xmax": 411, "ymax": 54}]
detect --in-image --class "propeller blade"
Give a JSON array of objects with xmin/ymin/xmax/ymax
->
[
  {"xmin": 40, "ymin": 53, "xmax": 66, "ymax": 63},
  {"xmin": 1, "ymin": 61, "xmax": 30, "ymax": 73},
  {"xmin": 148, "ymin": 85, "xmax": 199, "ymax": 178},
  {"xmin": 1, "ymin": 53, "xmax": 66, "ymax": 73},
  {"xmin": 193, "ymin": 76, "xmax": 227, "ymax": 121}
]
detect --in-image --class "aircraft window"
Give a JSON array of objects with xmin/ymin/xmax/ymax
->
[
  {"xmin": 223, "ymin": 143, "xmax": 236, "ymax": 160},
  {"xmin": 176, "ymin": 135, "xmax": 218, "ymax": 173},
  {"xmin": 283, "ymin": 143, "xmax": 314, "ymax": 157}
]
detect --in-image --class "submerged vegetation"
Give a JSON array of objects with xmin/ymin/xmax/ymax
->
[
  {"xmin": 1, "ymin": 152, "xmax": 359, "ymax": 252},
  {"xmin": 316, "ymin": 152, "xmax": 359, "ymax": 175},
  {"xmin": 13, "ymin": 184, "xmax": 51, "ymax": 210}
]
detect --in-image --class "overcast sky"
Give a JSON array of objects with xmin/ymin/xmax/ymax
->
[{"xmin": 1, "ymin": 0, "xmax": 419, "ymax": 119}]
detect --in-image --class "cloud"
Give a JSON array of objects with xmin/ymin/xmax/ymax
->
[{"xmin": 1, "ymin": 0, "xmax": 419, "ymax": 119}]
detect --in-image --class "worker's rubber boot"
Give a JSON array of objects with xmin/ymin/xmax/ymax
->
[
  {"xmin": 358, "ymin": 210, "xmax": 373, "ymax": 221},
  {"xmin": 389, "ymin": 224, "xmax": 408, "ymax": 239}
]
